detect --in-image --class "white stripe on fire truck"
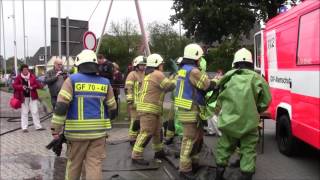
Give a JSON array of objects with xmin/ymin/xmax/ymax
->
[{"xmin": 268, "ymin": 70, "xmax": 320, "ymax": 98}]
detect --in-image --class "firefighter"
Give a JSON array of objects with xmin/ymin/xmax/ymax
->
[
  {"xmin": 131, "ymin": 53, "xmax": 176, "ymax": 165},
  {"xmin": 215, "ymin": 48, "xmax": 271, "ymax": 180},
  {"xmin": 125, "ymin": 55, "xmax": 146, "ymax": 145},
  {"xmin": 175, "ymin": 43, "xmax": 216, "ymax": 180},
  {"xmin": 50, "ymin": 49, "xmax": 117, "ymax": 180},
  {"xmin": 164, "ymin": 57, "xmax": 183, "ymax": 145}
]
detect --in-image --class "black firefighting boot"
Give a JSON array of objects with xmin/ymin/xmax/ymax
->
[
  {"xmin": 215, "ymin": 165, "xmax": 226, "ymax": 180},
  {"xmin": 164, "ymin": 137, "xmax": 174, "ymax": 145},
  {"xmin": 192, "ymin": 163, "xmax": 200, "ymax": 173},
  {"xmin": 180, "ymin": 171, "xmax": 196, "ymax": 180},
  {"xmin": 238, "ymin": 172, "xmax": 253, "ymax": 180},
  {"xmin": 132, "ymin": 158, "xmax": 149, "ymax": 166},
  {"xmin": 154, "ymin": 150, "xmax": 166, "ymax": 160}
]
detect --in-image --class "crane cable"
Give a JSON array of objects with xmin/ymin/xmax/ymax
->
[{"xmin": 88, "ymin": 0, "xmax": 102, "ymax": 22}]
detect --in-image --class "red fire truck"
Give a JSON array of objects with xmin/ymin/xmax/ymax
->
[{"xmin": 254, "ymin": 0, "xmax": 320, "ymax": 156}]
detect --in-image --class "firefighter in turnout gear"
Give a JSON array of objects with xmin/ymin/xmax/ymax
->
[
  {"xmin": 164, "ymin": 57, "xmax": 183, "ymax": 145},
  {"xmin": 214, "ymin": 48, "xmax": 271, "ymax": 180},
  {"xmin": 131, "ymin": 53, "xmax": 176, "ymax": 166},
  {"xmin": 175, "ymin": 44, "xmax": 217, "ymax": 180},
  {"xmin": 125, "ymin": 55, "xmax": 146, "ymax": 145},
  {"xmin": 50, "ymin": 49, "xmax": 117, "ymax": 180}
]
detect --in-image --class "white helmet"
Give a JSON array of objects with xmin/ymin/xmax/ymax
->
[
  {"xmin": 232, "ymin": 48, "xmax": 253, "ymax": 67},
  {"xmin": 133, "ymin": 55, "xmax": 146, "ymax": 67},
  {"xmin": 183, "ymin": 43, "xmax": 203, "ymax": 60},
  {"xmin": 112, "ymin": 62, "xmax": 119, "ymax": 70},
  {"xmin": 146, "ymin": 54, "xmax": 164, "ymax": 67},
  {"xmin": 75, "ymin": 49, "xmax": 97, "ymax": 66},
  {"xmin": 176, "ymin": 57, "xmax": 183, "ymax": 65}
]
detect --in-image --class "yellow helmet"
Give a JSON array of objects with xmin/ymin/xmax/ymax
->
[
  {"xmin": 176, "ymin": 57, "xmax": 183, "ymax": 65},
  {"xmin": 133, "ymin": 55, "xmax": 146, "ymax": 67},
  {"xmin": 183, "ymin": 43, "xmax": 203, "ymax": 60},
  {"xmin": 146, "ymin": 54, "xmax": 164, "ymax": 67},
  {"xmin": 75, "ymin": 49, "xmax": 97, "ymax": 66},
  {"xmin": 232, "ymin": 48, "xmax": 253, "ymax": 67}
]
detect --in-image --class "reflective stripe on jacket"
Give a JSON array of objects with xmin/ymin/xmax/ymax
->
[
  {"xmin": 137, "ymin": 70, "xmax": 175, "ymax": 114},
  {"xmin": 125, "ymin": 71, "xmax": 144, "ymax": 106},
  {"xmin": 65, "ymin": 73, "xmax": 113, "ymax": 139},
  {"xmin": 175, "ymin": 64, "xmax": 206, "ymax": 110},
  {"xmin": 174, "ymin": 64, "xmax": 211, "ymax": 123}
]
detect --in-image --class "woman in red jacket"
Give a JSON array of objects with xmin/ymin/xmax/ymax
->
[{"xmin": 13, "ymin": 64, "xmax": 45, "ymax": 132}]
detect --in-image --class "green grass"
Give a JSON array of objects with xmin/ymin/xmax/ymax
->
[{"xmin": 114, "ymin": 101, "xmax": 129, "ymax": 122}]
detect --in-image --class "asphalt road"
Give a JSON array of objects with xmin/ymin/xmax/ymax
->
[
  {"xmin": 206, "ymin": 119, "xmax": 320, "ymax": 180},
  {"xmin": 1, "ymin": 90, "xmax": 319, "ymax": 180}
]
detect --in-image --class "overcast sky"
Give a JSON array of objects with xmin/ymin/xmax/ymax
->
[{"xmin": 0, "ymin": 0, "xmax": 179, "ymax": 59}]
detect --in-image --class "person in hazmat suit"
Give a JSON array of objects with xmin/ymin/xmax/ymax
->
[
  {"xmin": 163, "ymin": 57, "xmax": 183, "ymax": 145},
  {"xmin": 131, "ymin": 53, "xmax": 176, "ymax": 165},
  {"xmin": 214, "ymin": 48, "xmax": 271, "ymax": 180},
  {"xmin": 175, "ymin": 43, "xmax": 217, "ymax": 180},
  {"xmin": 50, "ymin": 49, "xmax": 117, "ymax": 180},
  {"xmin": 125, "ymin": 55, "xmax": 146, "ymax": 145}
]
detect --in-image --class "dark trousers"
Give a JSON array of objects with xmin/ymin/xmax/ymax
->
[{"xmin": 51, "ymin": 96, "xmax": 57, "ymax": 110}]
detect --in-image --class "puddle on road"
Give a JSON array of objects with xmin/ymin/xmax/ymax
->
[{"xmin": 4, "ymin": 153, "xmax": 66, "ymax": 180}]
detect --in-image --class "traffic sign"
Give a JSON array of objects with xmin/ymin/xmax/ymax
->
[
  {"xmin": 51, "ymin": 18, "xmax": 88, "ymax": 56},
  {"xmin": 83, "ymin": 31, "xmax": 97, "ymax": 50}
]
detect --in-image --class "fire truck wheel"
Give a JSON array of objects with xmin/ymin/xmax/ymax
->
[{"xmin": 276, "ymin": 114, "xmax": 299, "ymax": 156}]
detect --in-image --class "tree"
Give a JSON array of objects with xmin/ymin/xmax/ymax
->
[
  {"xmin": 245, "ymin": 0, "xmax": 298, "ymax": 20},
  {"xmin": 99, "ymin": 19, "xmax": 141, "ymax": 72},
  {"xmin": 148, "ymin": 22, "xmax": 192, "ymax": 71},
  {"xmin": 5, "ymin": 57, "xmax": 24, "ymax": 73},
  {"xmin": 170, "ymin": 0, "xmax": 296, "ymax": 44},
  {"xmin": 99, "ymin": 20, "xmax": 193, "ymax": 73},
  {"xmin": 148, "ymin": 22, "xmax": 191, "ymax": 60}
]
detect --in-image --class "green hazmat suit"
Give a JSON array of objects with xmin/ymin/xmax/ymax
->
[
  {"xmin": 214, "ymin": 68, "xmax": 271, "ymax": 173},
  {"xmin": 174, "ymin": 104, "xmax": 183, "ymax": 136},
  {"xmin": 199, "ymin": 57, "xmax": 207, "ymax": 73}
]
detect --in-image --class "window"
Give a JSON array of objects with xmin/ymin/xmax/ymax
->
[
  {"xmin": 254, "ymin": 32, "xmax": 262, "ymax": 68},
  {"xmin": 297, "ymin": 9, "xmax": 320, "ymax": 65},
  {"xmin": 39, "ymin": 55, "xmax": 44, "ymax": 61}
]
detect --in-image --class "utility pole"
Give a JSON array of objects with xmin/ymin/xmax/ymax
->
[
  {"xmin": 25, "ymin": 36, "xmax": 28, "ymax": 58},
  {"xmin": 134, "ymin": 0, "xmax": 150, "ymax": 56},
  {"xmin": 66, "ymin": 16, "xmax": 69, "ymax": 70},
  {"xmin": 0, "ymin": 0, "xmax": 6, "ymax": 74},
  {"xmin": 44, "ymin": 0, "xmax": 47, "ymax": 70},
  {"xmin": 22, "ymin": 0, "xmax": 26, "ymax": 63},
  {"xmin": 12, "ymin": 0, "xmax": 18, "ymax": 75},
  {"xmin": 58, "ymin": 0, "xmax": 61, "ymax": 58},
  {"xmin": 96, "ymin": 0, "xmax": 113, "ymax": 55}
]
